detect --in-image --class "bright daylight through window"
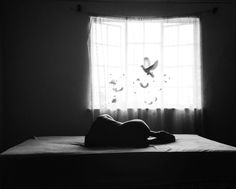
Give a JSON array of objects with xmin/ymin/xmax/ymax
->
[{"xmin": 89, "ymin": 17, "xmax": 201, "ymax": 110}]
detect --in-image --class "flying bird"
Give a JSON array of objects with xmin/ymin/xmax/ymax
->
[{"xmin": 141, "ymin": 57, "xmax": 158, "ymax": 78}]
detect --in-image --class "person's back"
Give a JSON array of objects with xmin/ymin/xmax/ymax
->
[
  {"xmin": 85, "ymin": 114, "xmax": 175, "ymax": 148},
  {"xmin": 85, "ymin": 114, "xmax": 121, "ymax": 147},
  {"xmin": 115, "ymin": 119, "xmax": 150, "ymax": 147}
]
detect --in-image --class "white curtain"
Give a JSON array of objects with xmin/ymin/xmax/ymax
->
[{"xmin": 88, "ymin": 17, "xmax": 202, "ymax": 134}]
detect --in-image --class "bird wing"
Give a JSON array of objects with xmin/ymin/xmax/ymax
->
[
  {"xmin": 143, "ymin": 57, "xmax": 151, "ymax": 68},
  {"xmin": 148, "ymin": 60, "xmax": 158, "ymax": 71}
]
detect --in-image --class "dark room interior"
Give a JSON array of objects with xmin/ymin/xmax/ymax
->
[
  {"xmin": 0, "ymin": 0, "xmax": 236, "ymax": 188},
  {"xmin": 1, "ymin": 0, "xmax": 236, "ymax": 152}
]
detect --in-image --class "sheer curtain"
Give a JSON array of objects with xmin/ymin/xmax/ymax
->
[{"xmin": 88, "ymin": 17, "xmax": 202, "ymax": 134}]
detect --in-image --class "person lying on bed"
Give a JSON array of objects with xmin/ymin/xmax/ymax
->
[{"xmin": 85, "ymin": 114, "xmax": 175, "ymax": 148}]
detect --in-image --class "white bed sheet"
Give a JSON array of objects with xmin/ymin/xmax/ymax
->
[{"xmin": 2, "ymin": 134, "xmax": 236, "ymax": 156}]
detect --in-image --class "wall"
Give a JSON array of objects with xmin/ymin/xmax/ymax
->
[
  {"xmin": 0, "ymin": 2, "xmax": 4, "ymax": 152},
  {"xmin": 201, "ymin": 6, "xmax": 236, "ymax": 145},
  {"xmin": 0, "ymin": 42, "xmax": 2, "ymax": 153},
  {"xmin": 3, "ymin": 1, "xmax": 93, "ymax": 149},
  {"xmin": 2, "ymin": 1, "xmax": 236, "ymax": 149}
]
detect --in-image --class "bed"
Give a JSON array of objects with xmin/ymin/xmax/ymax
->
[{"xmin": 0, "ymin": 134, "xmax": 236, "ymax": 189}]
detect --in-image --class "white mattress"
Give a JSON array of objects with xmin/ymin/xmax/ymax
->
[
  {"xmin": 2, "ymin": 134, "xmax": 236, "ymax": 156},
  {"xmin": 1, "ymin": 135, "xmax": 236, "ymax": 189}
]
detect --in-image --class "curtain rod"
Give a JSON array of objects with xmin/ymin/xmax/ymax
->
[
  {"xmin": 76, "ymin": 4, "xmax": 218, "ymax": 17},
  {"xmin": 75, "ymin": 0, "xmax": 235, "ymax": 4}
]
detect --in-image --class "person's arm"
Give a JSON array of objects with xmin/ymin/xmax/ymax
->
[{"xmin": 148, "ymin": 130, "xmax": 175, "ymax": 144}]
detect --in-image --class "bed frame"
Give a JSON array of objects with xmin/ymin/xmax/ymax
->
[{"xmin": 1, "ymin": 135, "xmax": 236, "ymax": 189}]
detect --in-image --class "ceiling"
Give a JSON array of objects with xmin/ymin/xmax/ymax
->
[{"xmin": 68, "ymin": 0, "xmax": 235, "ymax": 3}]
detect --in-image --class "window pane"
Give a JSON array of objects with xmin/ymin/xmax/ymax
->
[
  {"xmin": 94, "ymin": 24, "xmax": 107, "ymax": 44},
  {"xmin": 127, "ymin": 22, "xmax": 144, "ymax": 43},
  {"xmin": 179, "ymin": 66, "xmax": 193, "ymax": 86},
  {"xmin": 144, "ymin": 22, "xmax": 161, "ymax": 43},
  {"xmin": 163, "ymin": 87, "xmax": 178, "ymax": 108},
  {"xmin": 108, "ymin": 46, "xmax": 121, "ymax": 67},
  {"xmin": 127, "ymin": 44, "xmax": 143, "ymax": 65},
  {"xmin": 90, "ymin": 17, "xmax": 201, "ymax": 109},
  {"xmin": 144, "ymin": 44, "xmax": 161, "ymax": 65},
  {"xmin": 107, "ymin": 68, "xmax": 123, "ymax": 81},
  {"xmin": 179, "ymin": 24, "xmax": 194, "ymax": 44},
  {"xmin": 163, "ymin": 26, "xmax": 178, "ymax": 46},
  {"xmin": 162, "ymin": 68, "xmax": 178, "ymax": 87},
  {"xmin": 96, "ymin": 45, "xmax": 107, "ymax": 66},
  {"xmin": 97, "ymin": 66, "xmax": 106, "ymax": 87},
  {"xmin": 163, "ymin": 46, "xmax": 178, "ymax": 67},
  {"xmin": 127, "ymin": 66, "xmax": 141, "ymax": 83},
  {"xmin": 179, "ymin": 45, "xmax": 194, "ymax": 66},
  {"xmin": 93, "ymin": 87, "xmax": 100, "ymax": 108},
  {"xmin": 178, "ymin": 87, "xmax": 193, "ymax": 107},
  {"xmin": 108, "ymin": 25, "xmax": 121, "ymax": 46},
  {"xmin": 92, "ymin": 67, "xmax": 99, "ymax": 88}
]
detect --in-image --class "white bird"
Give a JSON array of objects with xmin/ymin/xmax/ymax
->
[{"xmin": 141, "ymin": 57, "xmax": 158, "ymax": 78}]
